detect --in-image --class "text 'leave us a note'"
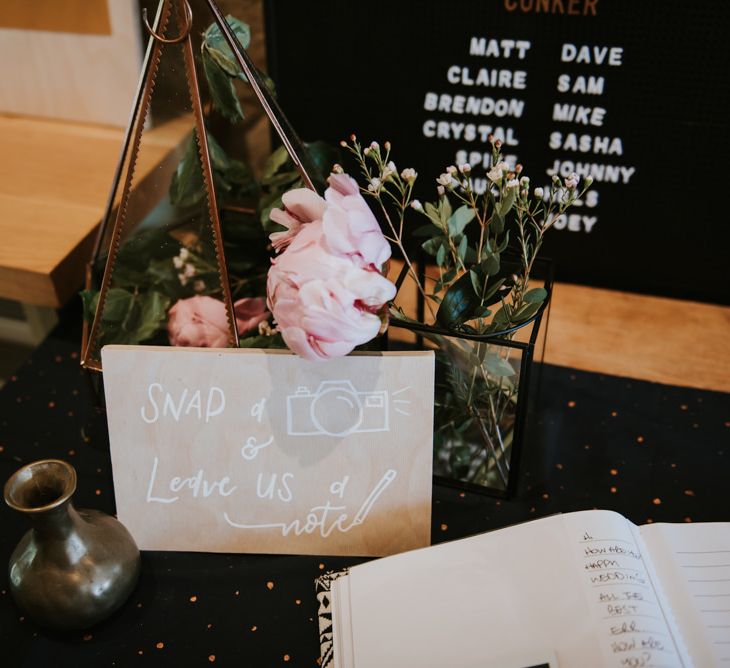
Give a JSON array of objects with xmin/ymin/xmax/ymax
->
[{"xmin": 102, "ymin": 346, "xmax": 434, "ymax": 556}]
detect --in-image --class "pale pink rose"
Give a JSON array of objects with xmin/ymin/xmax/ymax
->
[
  {"xmin": 269, "ymin": 188, "xmax": 327, "ymax": 252},
  {"xmin": 167, "ymin": 295, "xmax": 230, "ymax": 347},
  {"xmin": 234, "ymin": 297, "xmax": 270, "ymax": 334},
  {"xmin": 322, "ymin": 173, "xmax": 391, "ymax": 268}
]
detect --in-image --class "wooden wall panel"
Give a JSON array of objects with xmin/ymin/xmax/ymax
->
[{"xmin": 0, "ymin": 0, "xmax": 141, "ymax": 126}]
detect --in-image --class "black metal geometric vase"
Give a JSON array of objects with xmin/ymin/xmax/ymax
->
[{"xmin": 388, "ymin": 257, "xmax": 553, "ymax": 498}]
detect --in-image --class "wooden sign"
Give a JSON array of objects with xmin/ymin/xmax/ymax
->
[{"xmin": 101, "ymin": 346, "xmax": 434, "ymax": 557}]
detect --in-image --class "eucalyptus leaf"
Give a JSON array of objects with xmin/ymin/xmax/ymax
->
[
  {"xmin": 481, "ymin": 253, "xmax": 500, "ymax": 276},
  {"xmin": 498, "ymin": 186, "xmax": 517, "ymax": 217},
  {"xmin": 422, "ymin": 238, "xmax": 441, "ymax": 257},
  {"xmin": 436, "ymin": 270, "xmax": 480, "ymax": 328},
  {"xmin": 424, "ymin": 202, "xmax": 441, "ymax": 225},
  {"xmin": 492, "ymin": 305, "xmax": 513, "ymax": 327},
  {"xmin": 469, "ymin": 268, "xmax": 482, "ymax": 295},
  {"xmin": 448, "ymin": 205, "xmax": 475, "ymax": 236},
  {"xmin": 484, "ymin": 352, "xmax": 516, "ymax": 377},
  {"xmin": 457, "ymin": 235, "xmax": 468, "ymax": 262},
  {"xmin": 481, "ymin": 277, "xmax": 508, "ymax": 306},
  {"xmin": 438, "ymin": 196, "xmax": 453, "ymax": 224},
  {"xmin": 497, "ymin": 230, "xmax": 511, "ymax": 253},
  {"xmin": 486, "ymin": 190, "xmax": 505, "ymax": 235},
  {"xmin": 512, "ymin": 301, "xmax": 542, "ymax": 322},
  {"xmin": 436, "ymin": 244, "xmax": 447, "ymax": 266},
  {"xmin": 474, "ymin": 306, "xmax": 492, "ymax": 318},
  {"xmin": 523, "ymin": 287, "xmax": 548, "ymax": 304}
]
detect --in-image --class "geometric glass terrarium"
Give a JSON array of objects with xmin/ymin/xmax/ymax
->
[{"xmin": 82, "ymin": 0, "xmax": 319, "ymax": 371}]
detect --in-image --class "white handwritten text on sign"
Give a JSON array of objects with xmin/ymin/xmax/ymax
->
[{"xmin": 102, "ymin": 346, "xmax": 434, "ymax": 556}]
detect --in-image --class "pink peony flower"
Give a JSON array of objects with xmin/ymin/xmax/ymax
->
[
  {"xmin": 168, "ymin": 296, "xmax": 272, "ymax": 347},
  {"xmin": 234, "ymin": 297, "xmax": 270, "ymax": 334},
  {"xmin": 266, "ymin": 173, "xmax": 396, "ymax": 361},
  {"xmin": 323, "ymin": 173, "xmax": 391, "ymax": 268},
  {"xmin": 167, "ymin": 295, "xmax": 231, "ymax": 348},
  {"xmin": 269, "ymin": 188, "xmax": 326, "ymax": 253}
]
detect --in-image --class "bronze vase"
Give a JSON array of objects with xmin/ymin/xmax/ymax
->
[{"xmin": 4, "ymin": 459, "xmax": 141, "ymax": 630}]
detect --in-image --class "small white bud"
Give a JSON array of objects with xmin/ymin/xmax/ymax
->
[
  {"xmin": 506, "ymin": 178, "xmax": 520, "ymax": 189},
  {"xmin": 534, "ymin": 187, "xmax": 544, "ymax": 198},
  {"xmin": 367, "ymin": 177, "xmax": 382, "ymax": 192},
  {"xmin": 458, "ymin": 163, "xmax": 471, "ymax": 174},
  {"xmin": 401, "ymin": 167, "xmax": 417, "ymax": 183},
  {"xmin": 410, "ymin": 199, "xmax": 423, "ymax": 211}
]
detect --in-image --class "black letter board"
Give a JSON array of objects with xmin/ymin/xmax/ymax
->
[{"xmin": 265, "ymin": 0, "xmax": 729, "ymax": 304}]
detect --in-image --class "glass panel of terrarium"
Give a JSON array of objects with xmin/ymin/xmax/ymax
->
[
  {"xmin": 86, "ymin": 0, "xmax": 231, "ymax": 367},
  {"xmin": 431, "ymin": 333, "xmax": 524, "ymax": 493}
]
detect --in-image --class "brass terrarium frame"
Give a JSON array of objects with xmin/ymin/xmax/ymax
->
[{"xmin": 81, "ymin": 0, "xmax": 318, "ymax": 371}]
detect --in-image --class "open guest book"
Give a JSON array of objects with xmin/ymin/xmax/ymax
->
[{"xmin": 315, "ymin": 510, "xmax": 730, "ymax": 668}]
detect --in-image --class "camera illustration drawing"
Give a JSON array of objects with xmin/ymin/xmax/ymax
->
[{"xmin": 286, "ymin": 380, "xmax": 412, "ymax": 437}]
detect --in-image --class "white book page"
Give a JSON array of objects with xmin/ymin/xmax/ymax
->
[
  {"xmin": 562, "ymin": 512, "xmax": 690, "ymax": 668},
  {"xmin": 341, "ymin": 511, "xmax": 685, "ymax": 668},
  {"xmin": 641, "ymin": 522, "xmax": 730, "ymax": 668},
  {"xmin": 331, "ymin": 575, "xmax": 355, "ymax": 668}
]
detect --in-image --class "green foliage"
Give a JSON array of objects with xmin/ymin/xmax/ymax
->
[
  {"xmin": 85, "ymin": 287, "xmax": 171, "ymax": 348},
  {"xmin": 201, "ymin": 15, "xmax": 251, "ymax": 123},
  {"xmin": 435, "ymin": 271, "xmax": 480, "ymax": 328},
  {"xmin": 203, "ymin": 16, "xmax": 251, "ymax": 78},
  {"xmin": 202, "ymin": 49, "xmax": 244, "ymax": 123},
  {"xmin": 238, "ymin": 332, "xmax": 285, "ymax": 349},
  {"xmin": 170, "ymin": 131, "xmax": 258, "ymax": 209}
]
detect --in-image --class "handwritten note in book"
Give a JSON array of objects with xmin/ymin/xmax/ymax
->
[
  {"xmin": 102, "ymin": 346, "xmax": 434, "ymax": 557},
  {"xmin": 562, "ymin": 512, "xmax": 688, "ymax": 668}
]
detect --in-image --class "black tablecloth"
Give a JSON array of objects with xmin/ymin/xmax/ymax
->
[{"xmin": 1, "ymin": 320, "xmax": 727, "ymax": 667}]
